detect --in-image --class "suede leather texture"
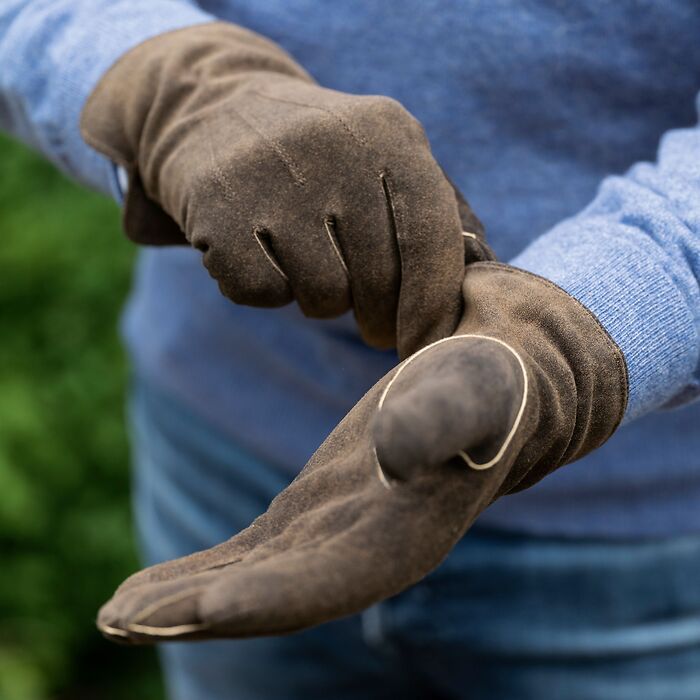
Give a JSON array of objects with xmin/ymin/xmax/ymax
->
[
  {"xmin": 96, "ymin": 263, "xmax": 627, "ymax": 644},
  {"xmin": 80, "ymin": 22, "xmax": 492, "ymax": 356}
]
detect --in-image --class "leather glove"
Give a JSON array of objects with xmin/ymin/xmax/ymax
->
[
  {"xmin": 96, "ymin": 262, "xmax": 627, "ymax": 643},
  {"xmin": 80, "ymin": 22, "xmax": 492, "ymax": 356}
]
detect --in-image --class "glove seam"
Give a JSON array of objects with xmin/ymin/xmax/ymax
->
[
  {"xmin": 250, "ymin": 87, "xmax": 370, "ymax": 149},
  {"xmin": 374, "ymin": 334, "xmax": 528, "ymax": 488}
]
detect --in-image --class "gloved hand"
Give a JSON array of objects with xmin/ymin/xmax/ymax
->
[
  {"xmin": 96, "ymin": 262, "xmax": 627, "ymax": 644},
  {"xmin": 80, "ymin": 22, "xmax": 491, "ymax": 356}
]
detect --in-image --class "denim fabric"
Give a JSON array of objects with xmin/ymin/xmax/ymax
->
[{"xmin": 129, "ymin": 377, "xmax": 700, "ymax": 700}]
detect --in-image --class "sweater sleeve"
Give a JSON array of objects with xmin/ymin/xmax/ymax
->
[
  {"xmin": 512, "ymin": 94, "xmax": 700, "ymax": 423},
  {"xmin": 0, "ymin": 0, "xmax": 215, "ymax": 198}
]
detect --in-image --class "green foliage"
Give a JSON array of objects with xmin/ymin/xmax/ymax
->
[{"xmin": 0, "ymin": 135, "xmax": 163, "ymax": 700}]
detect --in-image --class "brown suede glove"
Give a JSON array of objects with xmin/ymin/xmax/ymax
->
[
  {"xmin": 80, "ymin": 22, "xmax": 491, "ymax": 356},
  {"xmin": 96, "ymin": 262, "xmax": 627, "ymax": 644}
]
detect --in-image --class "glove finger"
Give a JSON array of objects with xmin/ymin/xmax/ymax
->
[
  {"xmin": 263, "ymin": 214, "xmax": 352, "ymax": 318},
  {"xmin": 122, "ymin": 170, "xmax": 190, "ymax": 246},
  {"xmin": 108, "ymin": 400, "xmax": 380, "ymax": 601},
  {"xmin": 384, "ymin": 154, "xmax": 466, "ymax": 358},
  {"xmin": 102, "ymin": 461, "xmax": 508, "ymax": 643},
  {"xmin": 186, "ymin": 182, "xmax": 294, "ymax": 307},
  {"xmin": 202, "ymin": 232, "xmax": 294, "ymax": 308},
  {"xmin": 197, "ymin": 476, "xmax": 473, "ymax": 636},
  {"xmin": 373, "ymin": 336, "xmax": 525, "ymax": 482},
  {"xmin": 111, "ymin": 496, "xmax": 297, "ymax": 596},
  {"xmin": 331, "ymin": 182, "xmax": 403, "ymax": 349},
  {"xmin": 98, "ymin": 449, "xmax": 385, "ymax": 642},
  {"xmin": 107, "ymin": 421, "xmax": 375, "ymax": 601},
  {"xmin": 97, "ymin": 569, "xmax": 221, "ymax": 644}
]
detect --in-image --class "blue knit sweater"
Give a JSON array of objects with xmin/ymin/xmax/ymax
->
[{"xmin": 2, "ymin": 1, "xmax": 699, "ymax": 536}]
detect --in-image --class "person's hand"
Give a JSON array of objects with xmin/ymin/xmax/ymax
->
[
  {"xmin": 80, "ymin": 22, "xmax": 491, "ymax": 356},
  {"xmin": 96, "ymin": 262, "xmax": 627, "ymax": 644}
]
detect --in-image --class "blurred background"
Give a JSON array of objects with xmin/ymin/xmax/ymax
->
[{"xmin": 0, "ymin": 134, "xmax": 163, "ymax": 699}]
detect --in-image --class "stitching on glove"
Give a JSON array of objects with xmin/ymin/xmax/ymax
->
[
  {"xmin": 379, "ymin": 170, "xmax": 400, "ymax": 246},
  {"xmin": 126, "ymin": 621, "xmax": 210, "ymax": 637},
  {"xmin": 249, "ymin": 89, "xmax": 389, "ymax": 188},
  {"xmin": 97, "ymin": 624, "xmax": 130, "ymax": 638},
  {"xmin": 253, "ymin": 228, "xmax": 289, "ymax": 281},
  {"xmin": 229, "ymin": 104, "xmax": 307, "ymax": 186},
  {"xmin": 128, "ymin": 585, "xmax": 210, "ymax": 626},
  {"xmin": 456, "ymin": 337, "xmax": 528, "ymax": 470},
  {"xmin": 250, "ymin": 88, "xmax": 370, "ymax": 148},
  {"xmin": 373, "ymin": 334, "xmax": 528, "ymax": 490},
  {"xmin": 323, "ymin": 217, "xmax": 350, "ymax": 276}
]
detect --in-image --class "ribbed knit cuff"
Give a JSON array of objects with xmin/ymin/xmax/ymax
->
[
  {"xmin": 55, "ymin": 2, "xmax": 215, "ymax": 197},
  {"xmin": 512, "ymin": 216, "xmax": 699, "ymax": 422}
]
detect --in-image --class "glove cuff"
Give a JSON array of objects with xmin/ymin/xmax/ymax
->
[{"xmin": 458, "ymin": 262, "xmax": 629, "ymax": 495}]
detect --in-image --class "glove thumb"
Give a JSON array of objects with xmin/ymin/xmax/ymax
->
[{"xmin": 372, "ymin": 336, "xmax": 524, "ymax": 482}]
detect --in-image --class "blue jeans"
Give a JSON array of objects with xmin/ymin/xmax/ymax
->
[{"xmin": 129, "ymin": 378, "xmax": 700, "ymax": 700}]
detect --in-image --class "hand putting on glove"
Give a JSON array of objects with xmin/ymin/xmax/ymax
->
[
  {"xmin": 97, "ymin": 262, "xmax": 627, "ymax": 644},
  {"xmin": 80, "ymin": 22, "xmax": 492, "ymax": 357}
]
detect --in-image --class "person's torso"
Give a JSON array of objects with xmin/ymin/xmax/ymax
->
[{"xmin": 123, "ymin": 0, "xmax": 700, "ymax": 537}]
